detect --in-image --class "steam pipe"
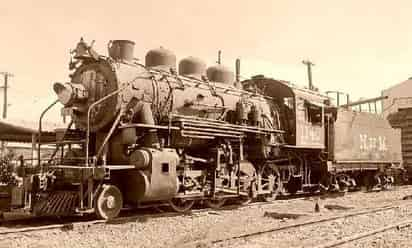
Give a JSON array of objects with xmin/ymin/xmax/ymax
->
[
  {"xmin": 132, "ymin": 102, "xmax": 159, "ymax": 147},
  {"xmin": 93, "ymin": 99, "xmax": 159, "ymax": 162}
]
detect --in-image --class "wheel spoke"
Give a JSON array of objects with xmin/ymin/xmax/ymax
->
[
  {"xmin": 95, "ymin": 185, "xmax": 123, "ymax": 220},
  {"xmin": 168, "ymin": 198, "xmax": 195, "ymax": 213},
  {"xmin": 261, "ymin": 164, "xmax": 282, "ymax": 202}
]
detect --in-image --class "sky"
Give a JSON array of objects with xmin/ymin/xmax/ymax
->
[{"xmin": 1, "ymin": 0, "xmax": 412, "ymax": 122}]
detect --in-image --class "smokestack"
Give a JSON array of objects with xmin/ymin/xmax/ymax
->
[{"xmin": 108, "ymin": 40, "xmax": 135, "ymax": 61}]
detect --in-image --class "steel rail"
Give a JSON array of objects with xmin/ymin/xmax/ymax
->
[
  {"xmin": 0, "ymin": 200, "xmax": 284, "ymax": 235},
  {"xmin": 0, "ymin": 188, "xmax": 342, "ymax": 235},
  {"xmin": 210, "ymin": 202, "xmax": 412, "ymax": 245},
  {"xmin": 0, "ymin": 188, "xmax": 411, "ymax": 237},
  {"xmin": 314, "ymin": 219, "xmax": 412, "ymax": 248}
]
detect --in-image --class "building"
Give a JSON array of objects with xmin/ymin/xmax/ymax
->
[
  {"xmin": 382, "ymin": 78, "xmax": 412, "ymax": 179},
  {"xmin": 382, "ymin": 77, "xmax": 412, "ymax": 118},
  {"xmin": 0, "ymin": 118, "xmax": 61, "ymax": 161}
]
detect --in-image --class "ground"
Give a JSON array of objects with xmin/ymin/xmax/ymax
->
[{"xmin": 1, "ymin": 187, "xmax": 412, "ymax": 248}]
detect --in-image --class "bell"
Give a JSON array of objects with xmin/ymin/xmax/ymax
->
[{"xmin": 73, "ymin": 37, "xmax": 90, "ymax": 59}]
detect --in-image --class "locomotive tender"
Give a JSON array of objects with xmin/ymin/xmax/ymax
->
[{"xmin": 2, "ymin": 38, "xmax": 402, "ymax": 219}]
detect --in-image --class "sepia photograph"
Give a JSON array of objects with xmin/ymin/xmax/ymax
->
[{"xmin": 0, "ymin": 0, "xmax": 412, "ymax": 247}]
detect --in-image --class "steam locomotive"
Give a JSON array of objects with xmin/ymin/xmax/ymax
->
[{"xmin": 1, "ymin": 38, "xmax": 403, "ymax": 220}]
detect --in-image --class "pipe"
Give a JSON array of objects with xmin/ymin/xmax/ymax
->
[
  {"xmin": 85, "ymin": 74, "xmax": 155, "ymax": 166},
  {"xmin": 134, "ymin": 102, "xmax": 159, "ymax": 147},
  {"xmin": 341, "ymin": 96, "xmax": 388, "ymax": 108}
]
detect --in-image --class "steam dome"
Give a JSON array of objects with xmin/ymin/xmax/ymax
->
[
  {"xmin": 206, "ymin": 65, "xmax": 234, "ymax": 84},
  {"xmin": 145, "ymin": 47, "xmax": 176, "ymax": 72},
  {"xmin": 178, "ymin": 56, "xmax": 206, "ymax": 80}
]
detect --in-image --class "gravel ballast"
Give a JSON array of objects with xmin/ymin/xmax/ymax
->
[{"xmin": 1, "ymin": 186, "xmax": 412, "ymax": 248}]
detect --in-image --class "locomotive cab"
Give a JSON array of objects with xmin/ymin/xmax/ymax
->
[
  {"xmin": 243, "ymin": 75, "xmax": 327, "ymax": 148},
  {"xmin": 242, "ymin": 76, "xmax": 331, "ymax": 194}
]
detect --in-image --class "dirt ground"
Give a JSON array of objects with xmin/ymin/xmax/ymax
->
[{"xmin": 1, "ymin": 186, "xmax": 412, "ymax": 248}]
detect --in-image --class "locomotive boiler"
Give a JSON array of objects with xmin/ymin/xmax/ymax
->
[{"xmin": 33, "ymin": 38, "xmax": 288, "ymax": 219}]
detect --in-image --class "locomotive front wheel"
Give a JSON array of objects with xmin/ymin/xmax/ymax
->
[
  {"xmin": 168, "ymin": 198, "xmax": 195, "ymax": 213},
  {"xmin": 95, "ymin": 184, "xmax": 123, "ymax": 220},
  {"xmin": 205, "ymin": 198, "xmax": 227, "ymax": 209}
]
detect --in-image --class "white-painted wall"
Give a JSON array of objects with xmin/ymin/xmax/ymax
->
[{"xmin": 382, "ymin": 79, "xmax": 412, "ymax": 117}]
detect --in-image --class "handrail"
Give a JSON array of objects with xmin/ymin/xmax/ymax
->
[
  {"xmin": 85, "ymin": 87, "xmax": 126, "ymax": 167},
  {"xmin": 38, "ymin": 99, "xmax": 59, "ymax": 171},
  {"xmin": 48, "ymin": 120, "xmax": 74, "ymax": 164},
  {"xmin": 95, "ymin": 113, "xmax": 122, "ymax": 161},
  {"xmin": 85, "ymin": 74, "xmax": 151, "ymax": 167}
]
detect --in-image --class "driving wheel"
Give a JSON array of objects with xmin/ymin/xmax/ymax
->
[{"xmin": 168, "ymin": 198, "xmax": 195, "ymax": 213}]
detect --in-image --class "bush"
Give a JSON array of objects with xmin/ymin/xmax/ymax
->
[{"xmin": 0, "ymin": 151, "xmax": 18, "ymax": 186}]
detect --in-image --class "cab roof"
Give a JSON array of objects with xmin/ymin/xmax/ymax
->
[{"xmin": 242, "ymin": 75, "xmax": 329, "ymax": 105}]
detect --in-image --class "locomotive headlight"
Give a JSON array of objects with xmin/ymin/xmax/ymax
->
[{"xmin": 53, "ymin": 82, "xmax": 88, "ymax": 106}]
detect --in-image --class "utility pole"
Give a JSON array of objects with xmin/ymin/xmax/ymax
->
[
  {"xmin": 217, "ymin": 50, "xmax": 222, "ymax": 65},
  {"xmin": 0, "ymin": 72, "xmax": 13, "ymax": 119},
  {"xmin": 302, "ymin": 60, "xmax": 315, "ymax": 90},
  {"xmin": 0, "ymin": 72, "xmax": 13, "ymax": 157}
]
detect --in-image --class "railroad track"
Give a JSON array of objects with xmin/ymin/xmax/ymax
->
[
  {"xmin": 0, "ymin": 199, "xmax": 297, "ymax": 235},
  {"xmin": 208, "ymin": 201, "xmax": 412, "ymax": 247},
  {"xmin": 0, "ymin": 188, "xmax": 330, "ymax": 235},
  {"xmin": 0, "ymin": 187, "xmax": 410, "ymax": 238},
  {"xmin": 314, "ymin": 219, "xmax": 412, "ymax": 248}
]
